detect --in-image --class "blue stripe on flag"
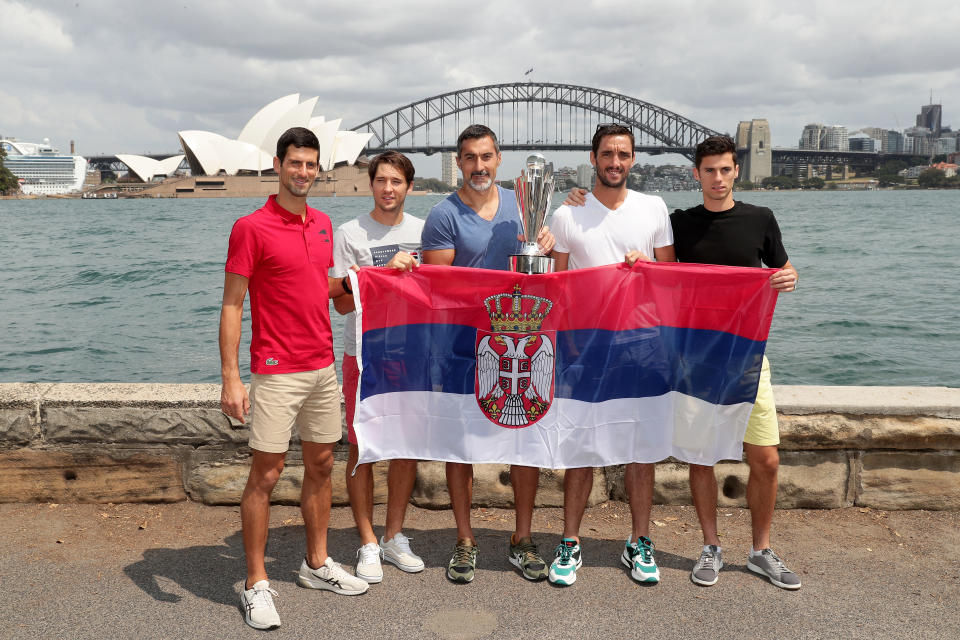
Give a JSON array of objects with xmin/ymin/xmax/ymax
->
[{"xmin": 360, "ymin": 324, "xmax": 765, "ymax": 406}]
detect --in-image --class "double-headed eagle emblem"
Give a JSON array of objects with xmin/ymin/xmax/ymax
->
[{"xmin": 475, "ymin": 285, "xmax": 556, "ymax": 428}]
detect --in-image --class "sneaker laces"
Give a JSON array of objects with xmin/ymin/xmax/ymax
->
[
  {"xmin": 515, "ymin": 538, "xmax": 540, "ymax": 563},
  {"xmin": 638, "ymin": 542, "xmax": 654, "ymax": 564},
  {"xmin": 390, "ymin": 533, "xmax": 414, "ymax": 554},
  {"xmin": 358, "ymin": 543, "xmax": 380, "ymax": 565},
  {"xmin": 553, "ymin": 543, "xmax": 574, "ymax": 566},
  {"xmin": 762, "ymin": 549, "xmax": 789, "ymax": 573},
  {"xmin": 698, "ymin": 549, "xmax": 718, "ymax": 570},
  {"xmin": 452, "ymin": 542, "xmax": 476, "ymax": 564},
  {"xmin": 249, "ymin": 584, "xmax": 278, "ymax": 607}
]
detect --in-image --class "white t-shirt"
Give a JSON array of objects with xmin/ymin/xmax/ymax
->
[
  {"xmin": 330, "ymin": 212, "xmax": 424, "ymax": 355},
  {"xmin": 550, "ymin": 190, "xmax": 674, "ymax": 269}
]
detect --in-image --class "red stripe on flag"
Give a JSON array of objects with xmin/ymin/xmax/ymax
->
[{"xmin": 358, "ymin": 262, "xmax": 778, "ymax": 342}]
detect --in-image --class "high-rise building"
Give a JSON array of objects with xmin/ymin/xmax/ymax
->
[
  {"xmin": 799, "ymin": 123, "xmax": 826, "ymax": 149},
  {"xmin": 823, "ymin": 126, "xmax": 849, "ymax": 151},
  {"xmin": 440, "ymin": 151, "xmax": 458, "ymax": 187},
  {"xmin": 848, "ymin": 133, "xmax": 876, "ymax": 152},
  {"xmin": 576, "ymin": 163, "xmax": 594, "ymax": 188},
  {"xmin": 917, "ymin": 102, "xmax": 942, "ymax": 138}
]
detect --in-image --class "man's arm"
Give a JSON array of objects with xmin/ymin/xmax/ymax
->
[
  {"xmin": 769, "ymin": 259, "xmax": 798, "ymax": 292},
  {"xmin": 331, "ymin": 252, "xmax": 418, "ymax": 315},
  {"xmin": 422, "ymin": 249, "xmax": 455, "ymax": 265},
  {"xmin": 552, "ymin": 251, "xmax": 570, "ymax": 272},
  {"xmin": 563, "ymin": 187, "xmax": 588, "ymax": 207},
  {"xmin": 219, "ymin": 272, "xmax": 250, "ymax": 423}
]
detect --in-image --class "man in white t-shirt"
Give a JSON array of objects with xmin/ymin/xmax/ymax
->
[
  {"xmin": 330, "ymin": 151, "xmax": 423, "ymax": 585},
  {"xmin": 548, "ymin": 124, "xmax": 675, "ymax": 587}
]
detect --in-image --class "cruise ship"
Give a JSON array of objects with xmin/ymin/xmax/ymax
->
[{"xmin": 1, "ymin": 138, "xmax": 88, "ymax": 195}]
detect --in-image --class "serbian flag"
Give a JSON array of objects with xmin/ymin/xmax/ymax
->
[{"xmin": 349, "ymin": 262, "xmax": 778, "ymax": 468}]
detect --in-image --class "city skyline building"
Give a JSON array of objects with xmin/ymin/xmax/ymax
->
[{"xmin": 440, "ymin": 151, "xmax": 458, "ymax": 187}]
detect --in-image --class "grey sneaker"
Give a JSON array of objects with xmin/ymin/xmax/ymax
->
[
  {"xmin": 297, "ymin": 557, "xmax": 369, "ymax": 595},
  {"xmin": 691, "ymin": 545, "xmax": 723, "ymax": 586},
  {"xmin": 381, "ymin": 532, "xmax": 425, "ymax": 573},
  {"xmin": 447, "ymin": 539, "xmax": 478, "ymax": 583},
  {"xmin": 240, "ymin": 579, "xmax": 281, "ymax": 630},
  {"xmin": 747, "ymin": 548, "xmax": 802, "ymax": 590}
]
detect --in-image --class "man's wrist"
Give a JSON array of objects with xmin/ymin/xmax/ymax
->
[{"xmin": 341, "ymin": 275, "xmax": 353, "ymax": 295}]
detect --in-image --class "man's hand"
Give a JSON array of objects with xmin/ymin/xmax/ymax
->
[
  {"xmin": 563, "ymin": 187, "xmax": 588, "ymax": 207},
  {"xmin": 220, "ymin": 377, "xmax": 250, "ymax": 424},
  {"xmin": 624, "ymin": 250, "xmax": 652, "ymax": 266},
  {"xmin": 385, "ymin": 251, "xmax": 417, "ymax": 272},
  {"xmin": 535, "ymin": 225, "xmax": 555, "ymax": 254},
  {"xmin": 769, "ymin": 261, "xmax": 798, "ymax": 292}
]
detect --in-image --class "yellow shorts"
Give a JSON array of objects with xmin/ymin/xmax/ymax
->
[
  {"xmin": 248, "ymin": 365, "xmax": 342, "ymax": 453},
  {"xmin": 743, "ymin": 356, "xmax": 779, "ymax": 446}
]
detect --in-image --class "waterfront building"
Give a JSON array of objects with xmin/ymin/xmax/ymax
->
[
  {"xmin": 883, "ymin": 129, "xmax": 904, "ymax": 153},
  {"xmin": 904, "ymin": 127, "xmax": 933, "ymax": 156},
  {"xmin": 177, "ymin": 94, "xmax": 371, "ymax": 177},
  {"xmin": 823, "ymin": 125, "xmax": 849, "ymax": 151},
  {"xmin": 848, "ymin": 133, "xmax": 877, "ymax": 152},
  {"xmin": 799, "ymin": 123, "xmax": 826, "ymax": 150},
  {"xmin": 935, "ymin": 136, "xmax": 958, "ymax": 155},
  {"xmin": 117, "ymin": 154, "xmax": 185, "ymax": 182},
  {"xmin": 440, "ymin": 151, "xmax": 458, "ymax": 187},
  {"xmin": 0, "ymin": 137, "xmax": 87, "ymax": 195}
]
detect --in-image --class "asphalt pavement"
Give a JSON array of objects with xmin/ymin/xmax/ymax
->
[{"xmin": 2, "ymin": 501, "xmax": 957, "ymax": 639}]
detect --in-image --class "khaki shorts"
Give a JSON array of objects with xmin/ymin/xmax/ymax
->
[
  {"xmin": 249, "ymin": 365, "xmax": 342, "ymax": 453},
  {"xmin": 743, "ymin": 356, "xmax": 780, "ymax": 447}
]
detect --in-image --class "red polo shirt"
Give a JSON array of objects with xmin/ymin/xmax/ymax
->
[{"xmin": 225, "ymin": 194, "xmax": 334, "ymax": 374}]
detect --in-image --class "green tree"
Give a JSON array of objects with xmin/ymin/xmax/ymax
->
[
  {"xmin": 761, "ymin": 175, "xmax": 800, "ymax": 189},
  {"xmin": 877, "ymin": 172, "xmax": 905, "ymax": 187},
  {"xmin": 737, "ymin": 180, "xmax": 755, "ymax": 190},
  {"xmin": 804, "ymin": 176, "xmax": 825, "ymax": 189},
  {"xmin": 413, "ymin": 177, "xmax": 455, "ymax": 193},
  {"xmin": 917, "ymin": 168, "xmax": 947, "ymax": 188},
  {"xmin": 0, "ymin": 145, "xmax": 21, "ymax": 195}
]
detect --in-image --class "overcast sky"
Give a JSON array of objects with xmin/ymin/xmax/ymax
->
[{"xmin": 2, "ymin": 0, "xmax": 958, "ymax": 177}]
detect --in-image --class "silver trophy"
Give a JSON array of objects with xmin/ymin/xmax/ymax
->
[{"xmin": 510, "ymin": 153, "xmax": 556, "ymax": 274}]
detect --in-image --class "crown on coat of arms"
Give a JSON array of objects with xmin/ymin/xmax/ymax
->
[{"xmin": 483, "ymin": 284, "xmax": 553, "ymax": 332}]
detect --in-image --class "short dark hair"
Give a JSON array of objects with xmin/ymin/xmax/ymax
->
[
  {"xmin": 457, "ymin": 124, "xmax": 500, "ymax": 156},
  {"xmin": 276, "ymin": 127, "xmax": 320, "ymax": 163},
  {"xmin": 368, "ymin": 151, "xmax": 415, "ymax": 184},
  {"xmin": 695, "ymin": 135, "xmax": 738, "ymax": 168},
  {"xmin": 592, "ymin": 124, "xmax": 635, "ymax": 156}
]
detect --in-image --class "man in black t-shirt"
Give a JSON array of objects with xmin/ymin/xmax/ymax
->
[{"xmin": 672, "ymin": 136, "xmax": 802, "ymax": 591}]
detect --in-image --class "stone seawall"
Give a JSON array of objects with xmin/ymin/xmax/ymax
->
[{"xmin": 1, "ymin": 383, "xmax": 957, "ymax": 510}]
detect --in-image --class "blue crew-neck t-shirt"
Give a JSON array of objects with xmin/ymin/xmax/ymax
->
[{"xmin": 421, "ymin": 185, "xmax": 522, "ymax": 270}]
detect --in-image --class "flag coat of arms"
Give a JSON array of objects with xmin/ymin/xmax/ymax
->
[{"xmin": 349, "ymin": 262, "xmax": 778, "ymax": 469}]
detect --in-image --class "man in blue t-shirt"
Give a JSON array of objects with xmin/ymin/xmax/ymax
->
[{"xmin": 421, "ymin": 124, "xmax": 555, "ymax": 584}]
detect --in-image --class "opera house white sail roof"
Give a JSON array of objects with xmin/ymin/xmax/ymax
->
[
  {"xmin": 174, "ymin": 95, "xmax": 372, "ymax": 177},
  {"xmin": 116, "ymin": 154, "xmax": 185, "ymax": 182}
]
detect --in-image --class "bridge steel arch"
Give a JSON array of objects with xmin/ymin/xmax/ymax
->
[{"xmin": 350, "ymin": 82, "xmax": 721, "ymax": 155}]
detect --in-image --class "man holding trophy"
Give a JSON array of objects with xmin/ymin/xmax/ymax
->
[
  {"xmin": 421, "ymin": 125, "xmax": 555, "ymax": 584},
  {"xmin": 548, "ymin": 124, "xmax": 675, "ymax": 586}
]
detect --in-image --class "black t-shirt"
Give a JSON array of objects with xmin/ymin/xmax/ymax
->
[{"xmin": 670, "ymin": 201, "xmax": 788, "ymax": 268}]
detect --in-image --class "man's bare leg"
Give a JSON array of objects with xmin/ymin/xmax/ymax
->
[
  {"xmin": 510, "ymin": 464, "xmax": 539, "ymax": 540},
  {"xmin": 744, "ymin": 443, "xmax": 779, "ymax": 550},
  {"xmin": 446, "ymin": 462, "xmax": 474, "ymax": 543},
  {"xmin": 561, "ymin": 467, "xmax": 593, "ymax": 541},
  {"xmin": 384, "ymin": 459, "xmax": 417, "ymax": 540},
  {"xmin": 625, "ymin": 462, "xmax": 654, "ymax": 541},
  {"xmin": 241, "ymin": 450, "xmax": 285, "ymax": 588},
  {"xmin": 345, "ymin": 444, "xmax": 376, "ymax": 544},
  {"xmin": 688, "ymin": 463, "xmax": 721, "ymax": 546},
  {"xmin": 300, "ymin": 441, "xmax": 335, "ymax": 569}
]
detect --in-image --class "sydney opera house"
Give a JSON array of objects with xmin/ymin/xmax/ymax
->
[{"xmin": 121, "ymin": 95, "xmax": 372, "ymax": 196}]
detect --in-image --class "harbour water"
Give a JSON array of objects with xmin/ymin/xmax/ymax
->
[{"xmin": 1, "ymin": 190, "xmax": 958, "ymax": 386}]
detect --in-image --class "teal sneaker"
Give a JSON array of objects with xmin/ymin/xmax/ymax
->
[
  {"xmin": 508, "ymin": 536, "xmax": 548, "ymax": 581},
  {"xmin": 621, "ymin": 536, "xmax": 660, "ymax": 583},
  {"xmin": 548, "ymin": 538, "xmax": 582, "ymax": 586}
]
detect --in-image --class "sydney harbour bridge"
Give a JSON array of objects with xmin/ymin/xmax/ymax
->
[{"xmin": 89, "ymin": 82, "xmax": 924, "ymax": 175}]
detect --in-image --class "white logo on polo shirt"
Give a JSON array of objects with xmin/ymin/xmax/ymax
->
[{"xmin": 265, "ymin": 358, "xmax": 279, "ymax": 366}]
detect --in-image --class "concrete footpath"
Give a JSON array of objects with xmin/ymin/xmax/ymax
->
[{"xmin": 2, "ymin": 502, "xmax": 957, "ymax": 639}]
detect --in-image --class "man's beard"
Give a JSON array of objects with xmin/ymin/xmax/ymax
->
[
  {"xmin": 596, "ymin": 169, "xmax": 626, "ymax": 189},
  {"xmin": 466, "ymin": 172, "xmax": 493, "ymax": 192}
]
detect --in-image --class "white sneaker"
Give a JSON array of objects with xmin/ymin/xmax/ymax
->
[
  {"xmin": 356, "ymin": 542, "xmax": 383, "ymax": 583},
  {"xmin": 240, "ymin": 580, "xmax": 281, "ymax": 630},
  {"xmin": 380, "ymin": 532, "xmax": 425, "ymax": 573},
  {"xmin": 297, "ymin": 557, "xmax": 369, "ymax": 595}
]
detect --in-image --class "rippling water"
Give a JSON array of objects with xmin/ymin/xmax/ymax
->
[{"xmin": 1, "ymin": 190, "xmax": 958, "ymax": 386}]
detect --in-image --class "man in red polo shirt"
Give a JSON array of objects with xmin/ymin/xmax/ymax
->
[{"xmin": 219, "ymin": 127, "xmax": 368, "ymax": 631}]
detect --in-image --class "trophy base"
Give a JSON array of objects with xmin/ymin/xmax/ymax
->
[{"xmin": 509, "ymin": 254, "xmax": 555, "ymax": 274}]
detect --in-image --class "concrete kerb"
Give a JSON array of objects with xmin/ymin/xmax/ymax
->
[{"xmin": 0, "ymin": 383, "xmax": 957, "ymax": 510}]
